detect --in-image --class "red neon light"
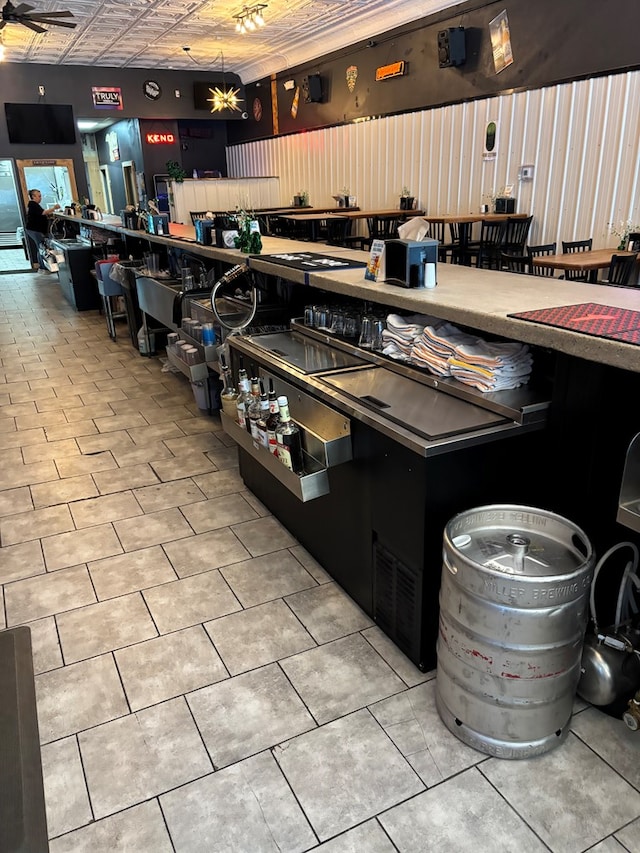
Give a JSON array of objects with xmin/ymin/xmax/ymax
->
[{"xmin": 146, "ymin": 133, "xmax": 176, "ymax": 144}]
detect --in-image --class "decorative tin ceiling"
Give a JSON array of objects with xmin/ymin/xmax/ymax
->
[{"xmin": 0, "ymin": 0, "xmax": 466, "ymax": 82}]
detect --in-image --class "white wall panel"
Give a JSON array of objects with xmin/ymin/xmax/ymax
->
[{"xmin": 227, "ymin": 70, "xmax": 640, "ymax": 250}]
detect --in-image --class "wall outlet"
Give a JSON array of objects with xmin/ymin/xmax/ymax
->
[
  {"xmin": 175, "ymin": 89, "xmax": 181, "ymax": 98},
  {"xmin": 38, "ymin": 85, "xmax": 45, "ymax": 96},
  {"xmin": 519, "ymin": 164, "xmax": 534, "ymax": 181}
]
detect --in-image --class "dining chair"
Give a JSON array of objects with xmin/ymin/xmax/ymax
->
[
  {"xmin": 466, "ymin": 220, "xmax": 506, "ymax": 269},
  {"xmin": 560, "ymin": 238, "xmax": 593, "ymax": 281},
  {"xmin": 500, "ymin": 252, "xmax": 530, "ymax": 274},
  {"xmin": 190, "ymin": 211, "xmax": 210, "ymax": 225},
  {"xmin": 599, "ymin": 253, "xmax": 639, "ymax": 287},
  {"xmin": 325, "ymin": 217, "xmax": 367, "ymax": 249},
  {"xmin": 528, "ymin": 242, "xmax": 557, "ymax": 277},
  {"xmin": 502, "ymin": 216, "xmax": 533, "ymax": 255},
  {"xmin": 365, "ymin": 215, "xmax": 399, "ymax": 249},
  {"xmin": 427, "ymin": 221, "xmax": 460, "ymax": 263}
]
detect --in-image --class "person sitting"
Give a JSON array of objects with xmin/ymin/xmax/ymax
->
[{"xmin": 25, "ymin": 189, "xmax": 60, "ymax": 271}]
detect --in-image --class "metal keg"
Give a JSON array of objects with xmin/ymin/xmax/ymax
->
[{"xmin": 436, "ymin": 504, "xmax": 594, "ymax": 759}]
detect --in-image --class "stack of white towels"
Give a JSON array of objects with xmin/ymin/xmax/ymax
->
[
  {"xmin": 383, "ymin": 315, "xmax": 533, "ymax": 392},
  {"xmin": 381, "ymin": 313, "xmax": 439, "ymax": 361}
]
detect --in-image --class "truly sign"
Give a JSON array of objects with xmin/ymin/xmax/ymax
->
[{"xmin": 92, "ymin": 87, "xmax": 124, "ymax": 110}]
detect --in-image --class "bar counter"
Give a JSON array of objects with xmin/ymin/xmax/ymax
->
[{"xmin": 58, "ymin": 213, "xmax": 640, "ymax": 374}]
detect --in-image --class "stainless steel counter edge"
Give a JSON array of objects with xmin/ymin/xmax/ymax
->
[
  {"xmin": 230, "ymin": 334, "xmax": 539, "ymax": 458},
  {"xmin": 59, "ymin": 215, "xmax": 640, "ymax": 374}
]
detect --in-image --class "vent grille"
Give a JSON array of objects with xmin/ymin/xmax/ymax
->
[{"xmin": 373, "ymin": 539, "xmax": 421, "ymax": 662}]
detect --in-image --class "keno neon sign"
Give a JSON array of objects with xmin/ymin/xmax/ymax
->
[{"xmin": 146, "ymin": 133, "xmax": 176, "ymax": 144}]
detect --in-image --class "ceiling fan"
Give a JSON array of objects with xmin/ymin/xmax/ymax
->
[{"xmin": 0, "ymin": 1, "xmax": 77, "ymax": 33}]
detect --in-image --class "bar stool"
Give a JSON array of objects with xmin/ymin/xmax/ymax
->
[{"xmin": 95, "ymin": 260, "xmax": 126, "ymax": 341}]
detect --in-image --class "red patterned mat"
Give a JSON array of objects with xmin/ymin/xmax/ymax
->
[{"xmin": 509, "ymin": 303, "xmax": 640, "ymax": 340}]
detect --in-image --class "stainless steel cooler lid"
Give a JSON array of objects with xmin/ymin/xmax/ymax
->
[
  {"xmin": 246, "ymin": 331, "xmax": 367, "ymax": 374},
  {"xmin": 319, "ymin": 366, "xmax": 508, "ymax": 440}
]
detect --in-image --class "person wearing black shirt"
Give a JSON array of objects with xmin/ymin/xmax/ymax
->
[{"xmin": 25, "ymin": 188, "xmax": 60, "ymax": 271}]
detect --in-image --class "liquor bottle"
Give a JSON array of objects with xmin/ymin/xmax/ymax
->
[
  {"xmin": 219, "ymin": 353, "xmax": 238, "ymax": 419},
  {"xmin": 235, "ymin": 356, "xmax": 251, "ymax": 429},
  {"xmin": 265, "ymin": 379, "xmax": 280, "ymax": 456},
  {"xmin": 255, "ymin": 381, "xmax": 270, "ymax": 449},
  {"xmin": 276, "ymin": 395, "xmax": 304, "ymax": 474},
  {"xmin": 247, "ymin": 374, "xmax": 262, "ymax": 439}
]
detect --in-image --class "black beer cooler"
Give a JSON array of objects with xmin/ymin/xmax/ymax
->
[{"xmin": 226, "ymin": 325, "xmax": 549, "ymax": 671}]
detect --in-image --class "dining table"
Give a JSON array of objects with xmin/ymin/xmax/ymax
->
[
  {"xmin": 531, "ymin": 248, "xmax": 639, "ymax": 283},
  {"xmin": 278, "ymin": 212, "xmax": 352, "ymax": 242},
  {"xmin": 422, "ymin": 212, "xmax": 531, "ymax": 259}
]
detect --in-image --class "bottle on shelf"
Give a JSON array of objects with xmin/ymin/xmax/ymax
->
[
  {"xmin": 266, "ymin": 378, "xmax": 280, "ymax": 456},
  {"xmin": 247, "ymin": 373, "xmax": 262, "ymax": 439},
  {"xmin": 255, "ymin": 380, "xmax": 270, "ymax": 449},
  {"xmin": 236, "ymin": 356, "xmax": 252, "ymax": 429},
  {"xmin": 219, "ymin": 352, "xmax": 238, "ymax": 419},
  {"xmin": 276, "ymin": 395, "xmax": 304, "ymax": 474}
]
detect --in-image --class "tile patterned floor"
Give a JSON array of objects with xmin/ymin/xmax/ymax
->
[{"xmin": 1, "ymin": 268, "xmax": 640, "ymax": 853}]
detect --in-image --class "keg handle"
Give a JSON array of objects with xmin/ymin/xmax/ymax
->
[{"xmin": 504, "ymin": 533, "xmax": 530, "ymax": 574}]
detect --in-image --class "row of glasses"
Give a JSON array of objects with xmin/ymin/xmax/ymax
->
[{"xmin": 304, "ymin": 303, "xmax": 386, "ymax": 351}]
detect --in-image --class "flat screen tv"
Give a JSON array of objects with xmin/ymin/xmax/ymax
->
[{"xmin": 4, "ymin": 103, "xmax": 77, "ymax": 144}]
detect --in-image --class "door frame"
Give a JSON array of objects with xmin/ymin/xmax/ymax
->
[{"xmin": 15, "ymin": 159, "xmax": 79, "ymax": 208}]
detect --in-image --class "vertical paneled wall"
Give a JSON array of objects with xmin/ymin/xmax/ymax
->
[{"xmin": 227, "ymin": 70, "xmax": 640, "ymax": 249}]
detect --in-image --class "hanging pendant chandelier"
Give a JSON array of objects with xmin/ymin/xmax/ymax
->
[{"xmin": 207, "ymin": 51, "xmax": 243, "ymax": 113}]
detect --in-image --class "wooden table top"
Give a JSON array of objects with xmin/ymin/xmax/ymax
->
[
  {"xmin": 279, "ymin": 212, "xmax": 349, "ymax": 221},
  {"xmin": 335, "ymin": 209, "xmax": 426, "ymax": 219},
  {"xmin": 422, "ymin": 212, "xmax": 530, "ymax": 224},
  {"xmin": 532, "ymin": 248, "xmax": 637, "ymax": 271}
]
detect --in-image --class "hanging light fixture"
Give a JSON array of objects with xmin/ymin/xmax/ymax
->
[
  {"xmin": 234, "ymin": 4, "xmax": 267, "ymax": 34},
  {"xmin": 207, "ymin": 51, "xmax": 243, "ymax": 113}
]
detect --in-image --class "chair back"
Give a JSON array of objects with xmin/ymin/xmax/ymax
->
[
  {"xmin": 528, "ymin": 243, "xmax": 557, "ymax": 277},
  {"xmin": 325, "ymin": 217, "xmax": 352, "ymax": 245},
  {"xmin": 603, "ymin": 253, "xmax": 639, "ymax": 287},
  {"xmin": 503, "ymin": 216, "xmax": 533, "ymax": 253},
  {"xmin": 562, "ymin": 238, "xmax": 593, "ymax": 253},
  {"xmin": 427, "ymin": 221, "xmax": 445, "ymax": 243},
  {"xmin": 190, "ymin": 211, "xmax": 211, "ymax": 225},
  {"xmin": 475, "ymin": 220, "xmax": 506, "ymax": 268},
  {"xmin": 367, "ymin": 215, "xmax": 399, "ymax": 241},
  {"xmin": 501, "ymin": 253, "xmax": 530, "ymax": 274}
]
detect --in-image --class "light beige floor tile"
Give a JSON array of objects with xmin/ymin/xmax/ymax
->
[
  {"xmin": 143, "ymin": 568, "xmax": 242, "ymax": 633},
  {"xmin": 92, "ymin": 412, "xmax": 149, "ymax": 433},
  {"xmin": 55, "ymin": 452, "xmax": 118, "ymax": 479},
  {"xmin": 15, "ymin": 410, "xmax": 68, "ymax": 430},
  {"xmin": 180, "ymin": 492, "xmax": 258, "ymax": 534},
  {"xmin": 10, "ymin": 387, "xmax": 56, "ymax": 404},
  {"xmin": 21, "ymin": 438, "xmax": 81, "ymax": 464},
  {"xmin": 0, "ymin": 401, "xmax": 38, "ymax": 418},
  {"xmin": 220, "ymin": 550, "xmax": 317, "ymax": 608},
  {"xmin": 110, "ymin": 441, "xmax": 175, "ymax": 466},
  {"xmin": 149, "ymin": 453, "xmax": 217, "ymax": 482},
  {"xmin": 57, "ymin": 593, "xmax": 157, "ymax": 664},
  {"xmin": 173, "ymin": 417, "xmax": 220, "ymax": 436},
  {"xmin": 286, "ymin": 581, "xmax": 374, "ymax": 644},
  {"xmin": 0, "ymin": 418, "xmax": 17, "ymax": 434},
  {"xmin": 28, "ymin": 616, "xmax": 64, "ymax": 674},
  {"xmin": 205, "ymin": 446, "xmax": 240, "ymax": 470},
  {"xmin": 163, "ymin": 432, "xmax": 225, "ymax": 455},
  {"xmin": 42, "ymin": 737, "xmax": 92, "ymax": 839},
  {"xmin": 78, "ymin": 698, "xmax": 212, "ymax": 819},
  {"xmin": 289, "ymin": 543, "xmax": 331, "ymax": 583},
  {"xmin": 205, "ymin": 599, "xmax": 316, "ymax": 675},
  {"xmin": 79, "ymin": 391, "xmax": 129, "ymax": 409},
  {"xmin": 64, "ymin": 403, "xmax": 116, "ymax": 423},
  {"xmin": 188, "ymin": 663, "xmax": 316, "ymax": 769},
  {"xmin": 0, "ymin": 485, "xmax": 33, "ymax": 517},
  {"xmin": 34, "ymin": 394, "xmax": 83, "ymax": 412},
  {"xmin": 89, "ymin": 545, "xmax": 177, "ymax": 599},
  {"xmin": 0, "ymin": 447, "xmax": 23, "ymax": 467},
  {"xmin": 48, "ymin": 800, "xmax": 173, "ymax": 853},
  {"xmin": 42, "ymin": 524, "xmax": 123, "ymax": 571},
  {"xmin": 44, "ymin": 421, "xmax": 98, "ymax": 442},
  {"xmin": 69, "ymin": 490, "xmax": 143, "ymax": 528},
  {"xmin": 132, "ymin": 478, "xmax": 206, "ymax": 513},
  {"xmin": 1, "ymin": 428, "xmax": 48, "ymax": 451},
  {"xmin": 126, "ymin": 423, "xmax": 186, "ymax": 444},
  {"xmin": 363, "ymin": 626, "xmax": 433, "ymax": 688},
  {"xmin": 114, "ymin": 507, "xmax": 194, "ymax": 551},
  {"xmin": 163, "ymin": 528, "xmax": 251, "ymax": 578},
  {"xmin": 231, "ymin": 515, "xmax": 298, "ymax": 557},
  {"xmin": 75, "ymin": 429, "xmax": 135, "ymax": 454},
  {"xmin": 1, "ymin": 503, "xmax": 74, "ymax": 545},
  {"xmin": 0, "ymin": 539, "xmax": 46, "ymax": 584},
  {"xmin": 93, "ymin": 463, "xmax": 160, "ymax": 495},
  {"xmin": 31, "ymin": 474, "xmax": 100, "ymax": 508},
  {"xmin": 115, "ymin": 625, "xmax": 228, "ymax": 710},
  {"xmin": 35, "ymin": 654, "xmax": 128, "ymax": 744},
  {"xmin": 5, "ymin": 564, "xmax": 96, "ymax": 625},
  {"xmin": 192, "ymin": 468, "xmax": 246, "ymax": 498},
  {"xmin": 160, "ymin": 752, "xmax": 316, "ymax": 853}
]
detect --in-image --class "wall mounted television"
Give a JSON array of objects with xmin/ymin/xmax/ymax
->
[{"xmin": 4, "ymin": 103, "xmax": 77, "ymax": 144}]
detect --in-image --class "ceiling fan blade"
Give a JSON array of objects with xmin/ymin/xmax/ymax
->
[
  {"xmin": 24, "ymin": 15, "xmax": 77, "ymax": 28},
  {"xmin": 21, "ymin": 18, "xmax": 46, "ymax": 32},
  {"xmin": 26, "ymin": 10, "xmax": 75, "ymax": 18},
  {"xmin": 9, "ymin": 4, "xmax": 36, "ymax": 15},
  {"xmin": 0, "ymin": 20, "xmax": 6, "ymax": 30}
]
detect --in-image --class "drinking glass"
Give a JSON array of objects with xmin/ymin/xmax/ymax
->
[
  {"xmin": 371, "ymin": 318, "xmax": 385, "ymax": 351},
  {"xmin": 359, "ymin": 315, "xmax": 374, "ymax": 348}
]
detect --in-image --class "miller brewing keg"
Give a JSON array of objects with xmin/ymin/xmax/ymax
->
[{"xmin": 436, "ymin": 505, "xmax": 594, "ymax": 759}]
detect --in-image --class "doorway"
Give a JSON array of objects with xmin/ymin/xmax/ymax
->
[
  {"xmin": 99, "ymin": 166, "xmax": 114, "ymax": 215},
  {"xmin": 0, "ymin": 159, "xmax": 30, "ymax": 273},
  {"xmin": 121, "ymin": 161, "xmax": 139, "ymax": 207}
]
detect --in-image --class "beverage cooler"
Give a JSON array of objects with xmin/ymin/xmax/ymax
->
[{"xmin": 223, "ymin": 320, "xmax": 551, "ymax": 671}]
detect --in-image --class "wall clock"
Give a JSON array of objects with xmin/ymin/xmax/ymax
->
[{"xmin": 143, "ymin": 80, "xmax": 162, "ymax": 101}]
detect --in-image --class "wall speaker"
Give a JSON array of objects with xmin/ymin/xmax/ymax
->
[
  {"xmin": 302, "ymin": 74, "xmax": 322, "ymax": 103},
  {"xmin": 438, "ymin": 27, "xmax": 466, "ymax": 68}
]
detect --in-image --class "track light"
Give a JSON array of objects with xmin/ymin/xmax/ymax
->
[{"xmin": 233, "ymin": 4, "xmax": 267, "ymax": 34}]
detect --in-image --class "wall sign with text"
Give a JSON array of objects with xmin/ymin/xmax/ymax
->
[
  {"xmin": 145, "ymin": 133, "xmax": 176, "ymax": 145},
  {"xmin": 92, "ymin": 87, "xmax": 124, "ymax": 110}
]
